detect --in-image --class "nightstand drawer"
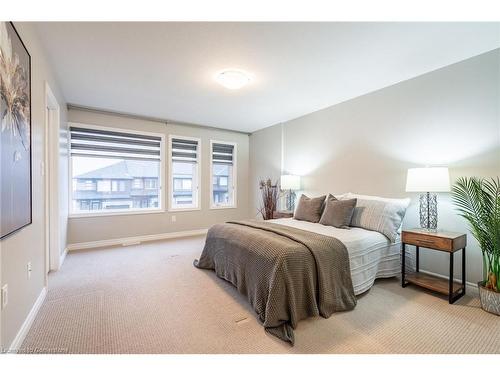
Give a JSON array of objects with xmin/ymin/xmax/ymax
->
[
  {"xmin": 401, "ymin": 231, "xmax": 466, "ymax": 252},
  {"xmin": 402, "ymin": 232, "xmax": 450, "ymax": 250}
]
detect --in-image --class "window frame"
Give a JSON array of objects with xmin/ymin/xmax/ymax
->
[
  {"xmin": 168, "ymin": 134, "xmax": 202, "ymax": 212},
  {"xmin": 68, "ymin": 122, "xmax": 166, "ymax": 218},
  {"xmin": 210, "ymin": 140, "xmax": 237, "ymax": 210}
]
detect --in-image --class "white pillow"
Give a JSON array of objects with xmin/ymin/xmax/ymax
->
[
  {"xmin": 333, "ymin": 193, "xmax": 348, "ymax": 200},
  {"xmin": 343, "ymin": 193, "xmax": 410, "ymax": 242},
  {"xmin": 344, "ymin": 193, "xmax": 410, "ymax": 206}
]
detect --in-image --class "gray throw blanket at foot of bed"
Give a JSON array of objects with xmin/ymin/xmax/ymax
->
[{"xmin": 194, "ymin": 220, "xmax": 357, "ymax": 345}]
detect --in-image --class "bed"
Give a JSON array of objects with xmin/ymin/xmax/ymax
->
[
  {"xmin": 269, "ymin": 218, "xmax": 403, "ymax": 295},
  {"xmin": 194, "ymin": 193, "xmax": 410, "ymax": 345}
]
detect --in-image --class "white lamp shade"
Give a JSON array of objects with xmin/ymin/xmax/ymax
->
[
  {"xmin": 280, "ymin": 175, "xmax": 301, "ymax": 190},
  {"xmin": 406, "ymin": 167, "xmax": 450, "ymax": 192}
]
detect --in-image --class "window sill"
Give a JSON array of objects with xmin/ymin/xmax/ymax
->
[
  {"xmin": 168, "ymin": 207, "xmax": 201, "ymax": 212},
  {"xmin": 210, "ymin": 205, "xmax": 237, "ymax": 210},
  {"xmin": 69, "ymin": 208, "xmax": 165, "ymax": 219}
]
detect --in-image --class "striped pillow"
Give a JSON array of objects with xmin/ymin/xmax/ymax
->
[{"xmin": 344, "ymin": 193, "xmax": 410, "ymax": 242}]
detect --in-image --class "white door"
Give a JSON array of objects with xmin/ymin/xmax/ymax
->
[{"xmin": 44, "ymin": 83, "xmax": 62, "ymax": 275}]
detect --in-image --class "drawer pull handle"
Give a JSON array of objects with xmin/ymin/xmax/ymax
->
[{"xmin": 417, "ymin": 240, "xmax": 435, "ymax": 246}]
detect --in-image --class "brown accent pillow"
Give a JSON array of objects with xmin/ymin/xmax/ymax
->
[
  {"xmin": 325, "ymin": 193, "xmax": 337, "ymax": 204},
  {"xmin": 319, "ymin": 197, "xmax": 357, "ymax": 228},
  {"xmin": 294, "ymin": 194, "xmax": 326, "ymax": 223}
]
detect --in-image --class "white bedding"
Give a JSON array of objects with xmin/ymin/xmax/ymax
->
[{"xmin": 268, "ymin": 218, "xmax": 409, "ymax": 295}]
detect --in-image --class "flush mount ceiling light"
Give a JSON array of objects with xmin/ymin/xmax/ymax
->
[{"xmin": 215, "ymin": 69, "xmax": 251, "ymax": 90}]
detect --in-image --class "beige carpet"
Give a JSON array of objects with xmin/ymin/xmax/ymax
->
[{"xmin": 20, "ymin": 235, "xmax": 499, "ymax": 354}]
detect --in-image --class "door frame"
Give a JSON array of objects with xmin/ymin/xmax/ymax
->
[{"xmin": 44, "ymin": 82, "xmax": 61, "ymax": 277}]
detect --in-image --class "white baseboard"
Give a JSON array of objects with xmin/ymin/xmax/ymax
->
[
  {"xmin": 66, "ymin": 228, "xmax": 208, "ymax": 252},
  {"xmin": 9, "ymin": 287, "xmax": 47, "ymax": 353}
]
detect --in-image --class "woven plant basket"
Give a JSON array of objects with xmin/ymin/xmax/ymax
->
[{"xmin": 478, "ymin": 281, "xmax": 500, "ymax": 316}]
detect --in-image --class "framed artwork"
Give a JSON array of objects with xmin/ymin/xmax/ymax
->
[{"xmin": 0, "ymin": 22, "xmax": 32, "ymax": 239}]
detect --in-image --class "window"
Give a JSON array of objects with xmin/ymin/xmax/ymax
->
[
  {"xmin": 210, "ymin": 141, "xmax": 236, "ymax": 208},
  {"xmin": 144, "ymin": 178, "xmax": 157, "ymax": 189},
  {"xmin": 70, "ymin": 124, "xmax": 164, "ymax": 215},
  {"xmin": 132, "ymin": 179, "xmax": 143, "ymax": 189},
  {"xmin": 77, "ymin": 180, "xmax": 96, "ymax": 191},
  {"xmin": 169, "ymin": 136, "xmax": 200, "ymax": 210},
  {"xmin": 173, "ymin": 178, "xmax": 192, "ymax": 191},
  {"xmin": 219, "ymin": 176, "xmax": 228, "ymax": 186},
  {"xmin": 97, "ymin": 180, "xmax": 111, "ymax": 192},
  {"xmin": 110, "ymin": 180, "xmax": 127, "ymax": 192}
]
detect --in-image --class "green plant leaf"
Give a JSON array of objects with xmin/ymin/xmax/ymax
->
[{"xmin": 451, "ymin": 177, "xmax": 500, "ymax": 287}]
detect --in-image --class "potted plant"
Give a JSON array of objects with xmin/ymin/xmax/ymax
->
[
  {"xmin": 258, "ymin": 178, "xmax": 279, "ymax": 220},
  {"xmin": 451, "ymin": 177, "xmax": 500, "ymax": 315}
]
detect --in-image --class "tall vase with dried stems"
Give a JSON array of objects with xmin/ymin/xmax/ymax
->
[{"xmin": 259, "ymin": 178, "xmax": 279, "ymax": 220}]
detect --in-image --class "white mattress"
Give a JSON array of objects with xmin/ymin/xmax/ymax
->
[{"xmin": 268, "ymin": 218, "xmax": 408, "ymax": 295}]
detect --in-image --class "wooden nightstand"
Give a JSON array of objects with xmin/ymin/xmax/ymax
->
[
  {"xmin": 272, "ymin": 211, "xmax": 294, "ymax": 219},
  {"xmin": 401, "ymin": 229, "xmax": 467, "ymax": 304}
]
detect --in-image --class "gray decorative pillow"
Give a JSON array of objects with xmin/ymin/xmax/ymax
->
[
  {"xmin": 294, "ymin": 194, "xmax": 326, "ymax": 223},
  {"xmin": 319, "ymin": 197, "xmax": 357, "ymax": 228},
  {"xmin": 345, "ymin": 193, "xmax": 410, "ymax": 242}
]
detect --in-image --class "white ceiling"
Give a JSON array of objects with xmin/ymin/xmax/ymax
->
[{"xmin": 35, "ymin": 22, "xmax": 500, "ymax": 133}]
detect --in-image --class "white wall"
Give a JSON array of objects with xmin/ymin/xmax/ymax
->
[
  {"xmin": 250, "ymin": 49, "xmax": 500, "ymax": 284},
  {"xmin": 67, "ymin": 109, "xmax": 250, "ymax": 245},
  {"xmin": 249, "ymin": 124, "xmax": 283, "ymax": 218},
  {"xmin": 0, "ymin": 22, "xmax": 67, "ymax": 349}
]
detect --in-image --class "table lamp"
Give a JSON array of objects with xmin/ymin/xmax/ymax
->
[
  {"xmin": 406, "ymin": 167, "xmax": 450, "ymax": 230},
  {"xmin": 280, "ymin": 174, "xmax": 301, "ymax": 212}
]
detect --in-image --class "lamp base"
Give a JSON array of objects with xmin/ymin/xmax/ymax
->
[
  {"xmin": 285, "ymin": 190, "xmax": 296, "ymax": 212},
  {"xmin": 419, "ymin": 192, "xmax": 438, "ymax": 230}
]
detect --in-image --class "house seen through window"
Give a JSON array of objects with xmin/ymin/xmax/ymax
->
[
  {"xmin": 211, "ymin": 141, "xmax": 236, "ymax": 208},
  {"xmin": 70, "ymin": 125, "xmax": 163, "ymax": 215},
  {"xmin": 170, "ymin": 137, "xmax": 200, "ymax": 209}
]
